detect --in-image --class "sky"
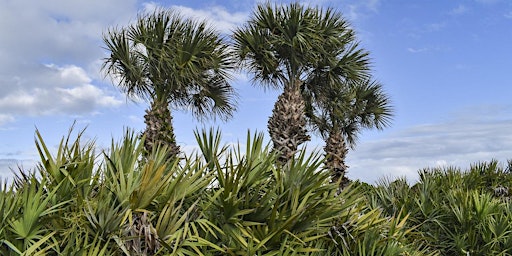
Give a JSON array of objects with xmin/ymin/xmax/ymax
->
[{"xmin": 1, "ymin": 0, "xmax": 512, "ymax": 184}]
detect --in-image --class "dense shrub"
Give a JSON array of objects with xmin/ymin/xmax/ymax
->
[
  {"xmin": 370, "ymin": 160, "xmax": 512, "ymax": 255},
  {"xmin": 0, "ymin": 128, "xmax": 423, "ymax": 255},
  {"xmin": 13, "ymin": 128, "xmax": 512, "ymax": 255}
]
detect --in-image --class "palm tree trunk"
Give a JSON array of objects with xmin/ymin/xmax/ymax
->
[
  {"xmin": 125, "ymin": 211, "xmax": 160, "ymax": 255},
  {"xmin": 324, "ymin": 129, "xmax": 350, "ymax": 189},
  {"xmin": 143, "ymin": 100, "xmax": 180, "ymax": 158},
  {"xmin": 268, "ymin": 80, "xmax": 310, "ymax": 164}
]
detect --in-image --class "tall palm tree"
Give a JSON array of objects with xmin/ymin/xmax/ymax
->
[
  {"xmin": 233, "ymin": 2, "xmax": 370, "ymax": 163},
  {"xmin": 308, "ymin": 78, "xmax": 393, "ymax": 187},
  {"xmin": 103, "ymin": 9, "xmax": 237, "ymax": 157}
]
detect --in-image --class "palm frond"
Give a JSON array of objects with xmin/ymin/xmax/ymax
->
[{"xmin": 103, "ymin": 8, "xmax": 237, "ymax": 156}]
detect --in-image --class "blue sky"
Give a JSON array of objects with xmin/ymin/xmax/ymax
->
[{"xmin": 1, "ymin": 0, "xmax": 512, "ymax": 184}]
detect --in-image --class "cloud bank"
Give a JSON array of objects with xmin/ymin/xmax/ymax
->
[{"xmin": 347, "ymin": 107, "xmax": 512, "ymax": 184}]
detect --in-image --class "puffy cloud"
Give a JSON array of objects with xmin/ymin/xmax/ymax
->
[
  {"xmin": 0, "ymin": 0, "xmax": 136, "ymax": 124},
  {"xmin": 0, "ymin": 64, "xmax": 122, "ymax": 116},
  {"xmin": 171, "ymin": 5, "xmax": 248, "ymax": 34},
  {"xmin": 0, "ymin": 0, "xmax": 255, "ymax": 126},
  {"xmin": 141, "ymin": 2, "xmax": 249, "ymax": 34},
  {"xmin": 0, "ymin": 0, "xmax": 137, "ymax": 69}
]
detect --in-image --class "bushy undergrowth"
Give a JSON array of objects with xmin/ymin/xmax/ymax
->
[
  {"xmin": 370, "ymin": 160, "xmax": 512, "ymax": 255},
  {"xmin": 5, "ymin": 127, "xmax": 511, "ymax": 255},
  {"xmin": 0, "ymin": 127, "xmax": 425, "ymax": 255}
]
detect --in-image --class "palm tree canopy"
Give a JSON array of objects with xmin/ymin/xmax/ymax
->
[
  {"xmin": 102, "ymin": 8, "xmax": 237, "ymax": 120},
  {"xmin": 233, "ymin": 2, "xmax": 370, "ymax": 90},
  {"xmin": 309, "ymin": 78, "xmax": 393, "ymax": 147}
]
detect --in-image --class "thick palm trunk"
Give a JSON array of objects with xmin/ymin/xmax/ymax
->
[
  {"xmin": 268, "ymin": 80, "xmax": 310, "ymax": 163},
  {"xmin": 324, "ymin": 129, "xmax": 350, "ymax": 189},
  {"xmin": 143, "ymin": 100, "xmax": 180, "ymax": 158}
]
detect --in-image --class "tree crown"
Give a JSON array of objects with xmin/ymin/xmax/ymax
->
[{"xmin": 103, "ymin": 8, "xmax": 237, "ymax": 121}]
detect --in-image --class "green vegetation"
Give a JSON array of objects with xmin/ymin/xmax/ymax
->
[
  {"xmin": 2, "ymin": 2, "xmax": 509, "ymax": 256},
  {"xmin": 103, "ymin": 9, "xmax": 237, "ymax": 158},
  {"xmin": 2, "ymin": 128, "xmax": 511, "ymax": 255},
  {"xmin": 0, "ymin": 128, "xmax": 424, "ymax": 255},
  {"xmin": 233, "ymin": 3, "xmax": 392, "ymax": 182},
  {"xmin": 370, "ymin": 161, "xmax": 512, "ymax": 255}
]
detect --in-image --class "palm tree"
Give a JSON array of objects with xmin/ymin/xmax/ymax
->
[
  {"xmin": 233, "ymin": 3, "xmax": 370, "ymax": 163},
  {"xmin": 307, "ymin": 78, "xmax": 392, "ymax": 187},
  {"xmin": 103, "ymin": 9, "xmax": 237, "ymax": 157}
]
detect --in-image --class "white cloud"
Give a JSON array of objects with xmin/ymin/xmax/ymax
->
[
  {"xmin": 0, "ymin": 115, "xmax": 15, "ymax": 126},
  {"xmin": 406, "ymin": 45, "xmax": 448, "ymax": 54},
  {"xmin": 142, "ymin": 3, "xmax": 249, "ymax": 34},
  {"xmin": 407, "ymin": 47, "xmax": 428, "ymax": 53},
  {"xmin": 0, "ymin": 1, "xmax": 137, "ymax": 125},
  {"xmin": 339, "ymin": 0, "xmax": 381, "ymax": 21},
  {"xmin": 294, "ymin": 0, "xmax": 380, "ymax": 21},
  {"xmin": 346, "ymin": 106, "xmax": 512, "ymax": 184},
  {"xmin": 450, "ymin": 4, "xmax": 469, "ymax": 15},
  {"xmin": 0, "ymin": 64, "xmax": 122, "ymax": 116},
  {"xmin": 345, "ymin": 4, "xmax": 360, "ymax": 21},
  {"xmin": 174, "ymin": 5, "xmax": 248, "ymax": 33},
  {"xmin": 55, "ymin": 64, "xmax": 92, "ymax": 84},
  {"xmin": 0, "ymin": 0, "xmax": 136, "ymax": 69},
  {"xmin": 365, "ymin": 0, "xmax": 381, "ymax": 12},
  {"xmin": 426, "ymin": 22, "xmax": 446, "ymax": 32},
  {"xmin": 0, "ymin": 1, "xmax": 250, "ymax": 127},
  {"xmin": 57, "ymin": 84, "xmax": 122, "ymax": 108}
]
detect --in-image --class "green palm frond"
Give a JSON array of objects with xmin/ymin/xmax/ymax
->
[
  {"xmin": 14, "ymin": 125, "xmax": 503, "ymax": 254},
  {"xmin": 103, "ymin": 8, "xmax": 237, "ymax": 120},
  {"xmin": 103, "ymin": 28, "xmax": 150, "ymax": 101},
  {"xmin": 7, "ymin": 177, "xmax": 65, "ymax": 253},
  {"xmin": 234, "ymin": 2, "xmax": 338, "ymax": 88},
  {"xmin": 310, "ymin": 78, "xmax": 392, "ymax": 147},
  {"xmin": 235, "ymin": 2, "xmax": 380, "ymax": 165},
  {"xmin": 83, "ymin": 191, "xmax": 127, "ymax": 240},
  {"xmin": 103, "ymin": 130, "xmax": 143, "ymax": 205},
  {"xmin": 187, "ymin": 74, "xmax": 238, "ymax": 122}
]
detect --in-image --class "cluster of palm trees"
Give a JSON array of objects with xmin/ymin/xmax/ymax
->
[
  {"xmin": 102, "ymin": 3, "xmax": 392, "ymax": 185},
  {"xmin": 5, "ymin": 3, "xmax": 512, "ymax": 255}
]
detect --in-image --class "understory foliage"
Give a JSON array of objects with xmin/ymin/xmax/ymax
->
[
  {"xmin": 0, "ymin": 127, "xmax": 423, "ymax": 255},
  {"xmin": 369, "ymin": 160, "xmax": 512, "ymax": 256},
  {"xmin": 5, "ymin": 128, "xmax": 512, "ymax": 256}
]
